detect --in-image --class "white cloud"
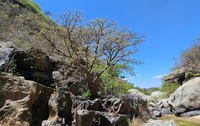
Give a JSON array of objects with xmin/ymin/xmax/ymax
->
[
  {"xmin": 122, "ymin": 77, "xmax": 134, "ymax": 81},
  {"xmin": 152, "ymin": 74, "xmax": 167, "ymax": 79},
  {"xmin": 137, "ymin": 74, "xmax": 141, "ymax": 76}
]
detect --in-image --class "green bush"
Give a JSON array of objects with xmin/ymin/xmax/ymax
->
[
  {"xmin": 79, "ymin": 88, "xmax": 91, "ymax": 100},
  {"xmin": 186, "ymin": 71, "xmax": 193, "ymax": 78},
  {"xmin": 159, "ymin": 82, "xmax": 181, "ymax": 98},
  {"xmin": 22, "ymin": 0, "xmax": 50, "ymax": 20}
]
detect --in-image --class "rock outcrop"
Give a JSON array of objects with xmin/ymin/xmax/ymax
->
[
  {"xmin": 128, "ymin": 89, "xmax": 148, "ymax": 102},
  {"xmin": 76, "ymin": 110, "xmax": 129, "ymax": 126},
  {"xmin": 148, "ymin": 99, "xmax": 173, "ymax": 119},
  {"xmin": 0, "ymin": 72, "xmax": 72, "ymax": 126},
  {"xmin": 167, "ymin": 77, "xmax": 200, "ymax": 117},
  {"xmin": 164, "ymin": 67, "xmax": 188, "ymax": 84},
  {"xmin": 149, "ymin": 77, "xmax": 200, "ymax": 119}
]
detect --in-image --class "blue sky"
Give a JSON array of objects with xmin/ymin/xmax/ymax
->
[{"xmin": 32, "ymin": 0, "xmax": 200, "ymax": 88}]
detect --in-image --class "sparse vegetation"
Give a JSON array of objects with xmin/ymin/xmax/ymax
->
[
  {"xmin": 178, "ymin": 121, "xmax": 200, "ymax": 126},
  {"xmin": 79, "ymin": 88, "xmax": 91, "ymax": 100},
  {"xmin": 5, "ymin": 58, "xmax": 19, "ymax": 76},
  {"xmin": 175, "ymin": 35, "xmax": 200, "ymax": 72}
]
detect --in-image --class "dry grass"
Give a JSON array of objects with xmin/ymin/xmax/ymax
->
[
  {"xmin": 128, "ymin": 118, "xmax": 144, "ymax": 126},
  {"xmin": 158, "ymin": 115, "xmax": 200, "ymax": 126}
]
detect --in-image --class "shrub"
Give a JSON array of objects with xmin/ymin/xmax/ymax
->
[
  {"xmin": 160, "ymin": 82, "xmax": 181, "ymax": 98},
  {"xmin": 186, "ymin": 71, "xmax": 194, "ymax": 78},
  {"xmin": 79, "ymin": 88, "xmax": 91, "ymax": 100},
  {"xmin": 22, "ymin": 0, "xmax": 50, "ymax": 20}
]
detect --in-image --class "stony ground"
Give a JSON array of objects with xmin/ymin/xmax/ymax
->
[{"xmin": 162, "ymin": 115, "xmax": 200, "ymax": 126}]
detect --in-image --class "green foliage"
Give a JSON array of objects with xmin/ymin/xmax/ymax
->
[
  {"xmin": 194, "ymin": 73, "xmax": 200, "ymax": 77},
  {"xmin": 145, "ymin": 77, "xmax": 181, "ymax": 99},
  {"xmin": 22, "ymin": 0, "xmax": 50, "ymax": 20},
  {"xmin": 79, "ymin": 88, "xmax": 91, "ymax": 100},
  {"xmin": 145, "ymin": 88, "xmax": 160, "ymax": 96},
  {"xmin": 55, "ymin": 84, "xmax": 59, "ymax": 90},
  {"xmin": 97, "ymin": 91, "xmax": 102, "ymax": 96},
  {"xmin": 177, "ymin": 121, "xmax": 200, "ymax": 126},
  {"xmin": 5, "ymin": 58, "xmax": 19, "ymax": 76},
  {"xmin": 186, "ymin": 71, "xmax": 194, "ymax": 78}
]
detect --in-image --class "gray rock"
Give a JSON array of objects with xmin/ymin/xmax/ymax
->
[
  {"xmin": 164, "ymin": 67, "xmax": 187, "ymax": 82},
  {"xmin": 151, "ymin": 91, "xmax": 166, "ymax": 98},
  {"xmin": 76, "ymin": 110, "xmax": 129, "ymax": 126},
  {"xmin": 180, "ymin": 110, "xmax": 200, "ymax": 117},
  {"xmin": 141, "ymin": 119, "xmax": 177, "ymax": 126},
  {"xmin": 72, "ymin": 98, "xmax": 102, "ymax": 119},
  {"xmin": 0, "ymin": 48, "xmax": 15, "ymax": 71},
  {"xmin": 128, "ymin": 89, "xmax": 148, "ymax": 102},
  {"xmin": 148, "ymin": 99, "xmax": 172, "ymax": 118},
  {"xmin": 52, "ymin": 71, "xmax": 63, "ymax": 81},
  {"xmin": 168, "ymin": 77, "xmax": 200, "ymax": 116}
]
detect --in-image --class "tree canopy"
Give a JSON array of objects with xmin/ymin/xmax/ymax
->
[{"xmin": 34, "ymin": 10, "xmax": 145, "ymax": 90}]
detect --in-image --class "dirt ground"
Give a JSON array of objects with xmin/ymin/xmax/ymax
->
[{"xmin": 164, "ymin": 115, "xmax": 200, "ymax": 125}]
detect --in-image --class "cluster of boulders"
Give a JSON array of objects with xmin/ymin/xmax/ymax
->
[
  {"xmin": 0, "ymin": 42, "xmax": 150, "ymax": 126},
  {"xmin": 0, "ymin": 72, "xmax": 152, "ymax": 126},
  {"xmin": 148, "ymin": 71, "xmax": 200, "ymax": 119},
  {"xmin": 1, "ymin": 42, "xmax": 200, "ymax": 125}
]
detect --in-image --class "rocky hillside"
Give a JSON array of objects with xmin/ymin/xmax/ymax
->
[{"xmin": 0, "ymin": 42, "xmax": 180, "ymax": 126}]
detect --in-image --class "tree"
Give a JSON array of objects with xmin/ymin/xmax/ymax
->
[{"xmin": 34, "ymin": 10, "xmax": 145, "ymax": 90}]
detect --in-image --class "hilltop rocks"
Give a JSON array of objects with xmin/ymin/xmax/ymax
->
[
  {"xmin": 167, "ymin": 77, "xmax": 200, "ymax": 117},
  {"xmin": 0, "ymin": 72, "xmax": 72, "ymax": 126},
  {"xmin": 164, "ymin": 67, "xmax": 190, "ymax": 84}
]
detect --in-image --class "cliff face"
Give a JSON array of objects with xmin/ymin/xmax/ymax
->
[{"xmin": 0, "ymin": 72, "xmax": 72, "ymax": 126}]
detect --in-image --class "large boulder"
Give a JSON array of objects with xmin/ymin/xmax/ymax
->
[
  {"xmin": 128, "ymin": 89, "xmax": 148, "ymax": 102},
  {"xmin": 41, "ymin": 90, "xmax": 72, "ymax": 126},
  {"xmin": 168, "ymin": 77, "xmax": 200, "ymax": 117},
  {"xmin": 76, "ymin": 110, "xmax": 129, "ymax": 126},
  {"xmin": 72, "ymin": 98, "xmax": 102, "ymax": 120},
  {"xmin": 164, "ymin": 67, "xmax": 188, "ymax": 84},
  {"xmin": 69, "ymin": 77, "xmax": 104, "ymax": 99},
  {"xmin": 14, "ymin": 48, "xmax": 53, "ymax": 72},
  {"xmin": 151, "ymin": 91, "xmax": 167, "ymax": 98},
  {"xmin": 102, "ymin": 95, "xmax": 150, "ymax": 121},
  {"xmin": 148, "ymin": 99, "xmax": 173, "ymax": 119},
  {"xmin": 0, "ymin": 72, "xmax": 72, "ymax": 126}
]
